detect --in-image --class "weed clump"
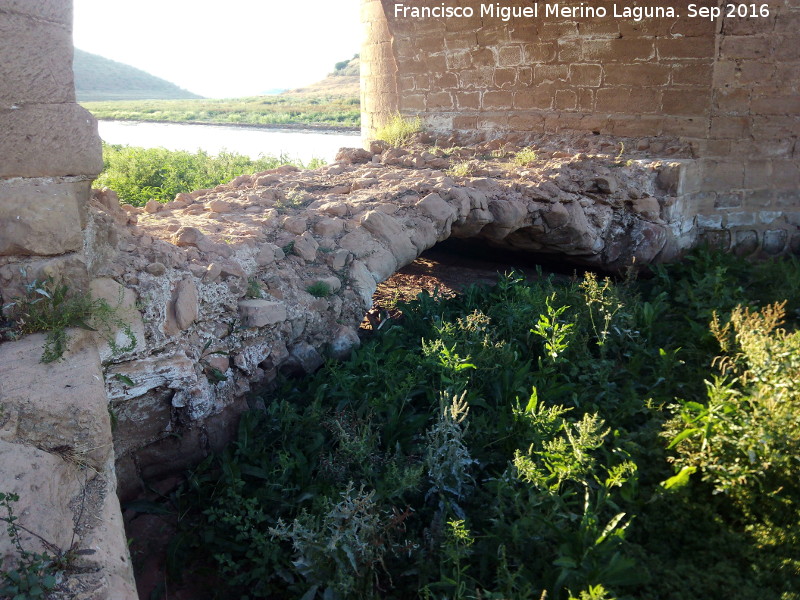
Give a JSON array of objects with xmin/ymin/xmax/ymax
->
[
  {"xmin": 513, "ymin": 146, "xmax": 538, "ymax": 166},
  {"xmin": 374, "ymin": 113, "xmax": 422, "ymax": 148},
  {"xmin": 1, "ymin": 279, "xmax": 136, "ymax": 363},
  {"xmin": 306, "ymin": 281, "xmax": 331, "ymax": 298}
]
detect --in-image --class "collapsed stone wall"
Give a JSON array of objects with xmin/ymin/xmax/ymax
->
[
  {"xmin": 361, "ymin": 0, "xmax": 800, "ymax": 255},
  {"xmin": 0, "ymin": 2, "xmax": 137, "ymax": 598}
]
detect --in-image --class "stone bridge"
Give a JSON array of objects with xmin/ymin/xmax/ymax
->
[{"xmin": 0, "ymin": 1, "xmax": 798, "ymax": 598}]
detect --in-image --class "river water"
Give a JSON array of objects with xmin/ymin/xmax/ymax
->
[{"xmin": 97, "ymin": 120, "xmax": 361, "ymax": 165}]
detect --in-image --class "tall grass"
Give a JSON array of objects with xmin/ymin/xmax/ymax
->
[{"xmin": 374, "ymin": 113, "xmax": 423, "ymax": 147}]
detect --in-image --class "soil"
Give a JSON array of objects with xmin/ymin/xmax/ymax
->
[{"xmin": 361, "ymin": 239, "xmax": 580, "ymax": 330}]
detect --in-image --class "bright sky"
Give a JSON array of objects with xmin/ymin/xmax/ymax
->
[{"xmin": 72, "ymin": 0, "xmax": 363, "ymax": 98}]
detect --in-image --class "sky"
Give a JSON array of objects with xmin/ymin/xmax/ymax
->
[{"xmin": 72, "ymin": 0, "xmax": 363, "ymax": 98}]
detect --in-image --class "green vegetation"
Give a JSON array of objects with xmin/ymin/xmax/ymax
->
[
  {"xmin": 375, "ymin": 113, "xmax": 423, "ymax": 147},
  {"xmin": 306, "ymin": 281, "xmax": 332, "ymax": 298},
  {"xmin": 82, "ymin": 94, "xmax": 360, "ymax": 129},
  {"xmin": 151, "ymin": 250, "xmax": 799, "ymax": 599},
  {"xmin": 0, "ymin": 493, "xmax": 58, "ymax": 599},
  {"xmin": 95, "ymin": 143, "xmax": 321, "ymax": 206},
  {"xmin": 74, "ymin": 48, "xmax": 201, "ymax": 102},
  {"xmin": 448, "ymin": 160, "xmax": 477, "ymax": 178},
  {"xmin": 0, "ymin": 279, "xmax": 136, "ymax": 363},
  {"xmin": 513, "ymin": 147, "xmax": 539, "ymax": 166}
]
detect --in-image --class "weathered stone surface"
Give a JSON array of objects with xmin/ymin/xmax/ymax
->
[
  {"xmin": 0, "ymin": 11, "xmax": 73, "ymax": 104},
  {"xmin": 336, "ymin": 147, "xmax": 373, "ymax": 164},
  {"xmin": 0, "ymin": 178, "xmax": 89, "ymax": 256},
  {"xmin": 361, "ymin": 210, "xmax": 417, "ymax": 264},
  {"xmin": 172, "ymin": 226, "xmax": 215, "ymax": 252},
  {"xmin": 207, "ymin": 199, "xmax": 233, "ymax": 213},
  {"xmin": 89, "ymin": 278, "xmax": 146, "ymax": 362},
  {"xmin": 0, "ymin": 1, "xmax": 72, "ymax": 24},
  {"xmin": 293, "ymin": 231, "xmax": 319, "ymax": 262},
  {"xmin": 314, "ymin": 217, "xmax": 345, "ymax": 237},
  {"xmin": 173, "ymin": 278, "xmax": 199, "ymax": 330},
  {"xmin": 238, "ymin": 299, "xmax": 287, "ymax": 328},
  {"xmin": 105, "ymin": 353, "xmax": 197, "ymax": 402},
  {"xmin": 0, "ymin": 439, "xmax": 84, "ymax": 563},
  {"xmin": 631, "ymin": 197, "xmax": 661, "ymax": 221},
  {"xmin": 0, "ymin": 104, "xmax": 102, "ymax": 178},
  {"xmin": 543, "ymin": 202, "xmax": 570, "ymax": 229},
  {"xmin": 0, "ymin": 330, "xmax": 112, "ymax": 469},
  {"xmin": 330, "ymin": 325, "xmax": 361, "ymax": 360},
  {"xmin": 287, "ymin": 342, "xmax": 324, "ymax": 374},
  {"xmin": 763, "ymin": 229, "xmax": 788, "ymax": 255}
]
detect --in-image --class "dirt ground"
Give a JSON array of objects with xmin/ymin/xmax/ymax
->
[{"xmin": 361, "ymin": 240, "xmax": 580, "ymax": 330}]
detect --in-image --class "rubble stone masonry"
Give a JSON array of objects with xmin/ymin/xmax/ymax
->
[{"xmin": 362, "ymin": 0, "xmax": 800, "ymax": 254}]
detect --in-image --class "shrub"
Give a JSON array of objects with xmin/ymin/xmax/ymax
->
[
  {"xmin": 95, "ymin": 143, "xmax": 309, "ymax": 206},
  {"xmin": 161, "ymin": 250, "xmax": 800, "ymax": 600}
]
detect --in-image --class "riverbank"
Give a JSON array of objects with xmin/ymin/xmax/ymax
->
[
  {"xmin": 81, "ymin": 92, "xmax": 361, "ymax": 130},
  {"xmin": 97, "ymin": 118, "xmax": 358, "ymax": 133}
]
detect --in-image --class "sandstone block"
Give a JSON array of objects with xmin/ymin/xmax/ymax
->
[
  {"xmin": 173, "ymin": 279, "xmax": 199, "ymax": 331},
  {"xmin": 0, "ymin": 12, "xmax": 74, "ymax": 104},
  {"xmin": 238, "ymin": 299, "xmax": 287, "ymax": 328},
  {"xmin": 172, "ymin": 226, "xmax": 215, "ymax": 252},
  {"xmin": 543, "ymin": 202, "xmax": 570, "ymax": 229},
  {"xmin": 287, "ymin": 342, "xmax": 324, "ymax": 374},
  {"xmin": 349, "ymin": 260, "xmax": 378, "ymax": 308},
  {"xmin": 336, "ymin": 147, "xmax": 372, "ymax": 164},
  {"xmin": 0, "ymin": 104, "xmax": 102, "ymax": 178},
  {"xmin": 331, "ymin": 248, "xmax": 351, "ymax": 270},
  {"xmin": 0, "ymin": 178, "xmax": 88, "ymax": 256},
  {"xmin": 631, "ymin": 197, "xmax": 661, "ymax": 221},
  {"xmin": 0, "ymin": 329, "xmax": 113, "ymax": 470},
  {"xmin": 416, "ymin": 192, "xmax": 457, "ymax": 226}
]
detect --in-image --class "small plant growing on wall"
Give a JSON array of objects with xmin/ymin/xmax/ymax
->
[
  {"xmin": 1, "ymin": 278, "xmax": 136, "ymax": 363},
  {"xmin": 375, "ymin": 113, "xmax": 423, "ymax": 148}
]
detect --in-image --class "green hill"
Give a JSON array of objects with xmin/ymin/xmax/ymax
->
[{"xmin": 73, "ymin": 48, "xmax": 202, "ymax": 102}]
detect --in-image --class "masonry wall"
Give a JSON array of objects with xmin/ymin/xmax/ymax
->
[
  {"xmin": 0, "ymin": 0, "xmax": 103, "ymax": 299},
  {"xmin": 362, "ymin": 0, "xmax": 800, "ymax": 255},
  {"xmin": 0, "ymin": 2, "xmax": 137, "ymax": 597}
]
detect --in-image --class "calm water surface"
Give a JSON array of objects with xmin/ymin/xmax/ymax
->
[{"xmin": 97, "ymin": 120, "xmax": 361, "ymax": 165}]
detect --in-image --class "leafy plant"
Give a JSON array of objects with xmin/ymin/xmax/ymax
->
[
  {"xmin": 161, "ymin": 250, "xmax": 800, "ymax": 600},
  {"xmin": 0, "ymin": 492, "xmax": 60, "ymax": 600},
  {"xmin": 1, "ymin": 278, "xmax": 136, "ymax": 363}
]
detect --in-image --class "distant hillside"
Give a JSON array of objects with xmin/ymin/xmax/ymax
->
[
  {"xmin": 285, "ymin": 56, "xmax": 360, "ymax": 98},
  {"xmin": 73, "ymin": 49, "xmax": 202, "ymax": 102}
]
